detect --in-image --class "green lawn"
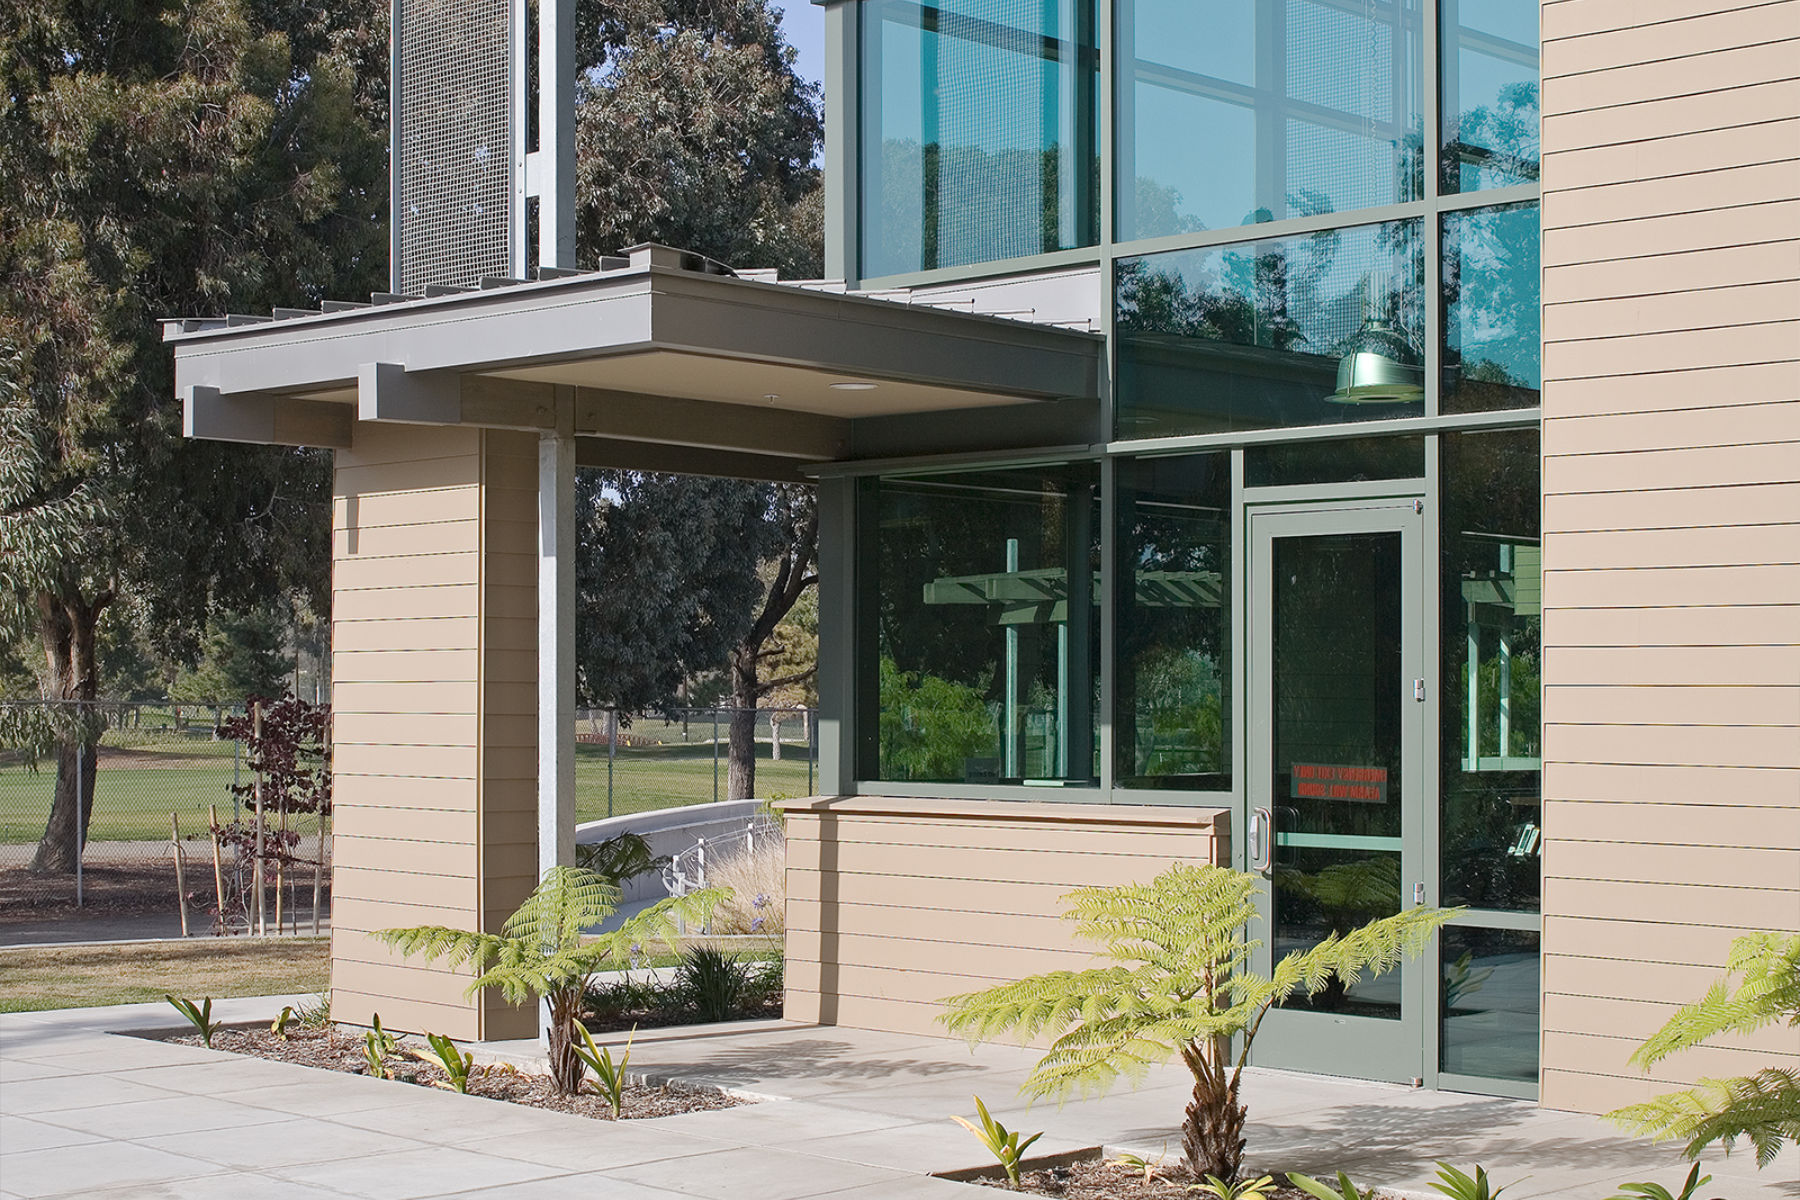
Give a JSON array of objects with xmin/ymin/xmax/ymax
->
[{"xmin": 0, "ymin": 737, "xmax": 816, "ymax": 845}]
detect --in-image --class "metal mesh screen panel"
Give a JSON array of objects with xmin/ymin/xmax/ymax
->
[{"xmin": 396, "ymin": 0, "xmax": 513, "ymax": 293}]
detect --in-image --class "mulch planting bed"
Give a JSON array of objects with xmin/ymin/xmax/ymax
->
[
  {"xmin": 167, "ymin": 1027, "xmax": 748, "ymax": 1121},
  {"xmin": 968, "ymin": 1158, "xmax": 1363, "ymax": 1199}
]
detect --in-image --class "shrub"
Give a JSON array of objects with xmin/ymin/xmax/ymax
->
[{"xmin": 676, "ymin": 946, "xmax": 754, "ymax": 1023}]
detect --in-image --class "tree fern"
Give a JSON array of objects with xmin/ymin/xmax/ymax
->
[
  {"xmin": 1609, "ymin": 932, "xmax": 1800, "ymax": 1168},
  {"xmin": 379, "ymin": 865, "xmax": 726, "ymax": 1094},
  {"xmin": 940, "ymin": 862, "xmax": 1454, "ymax": 1183}
]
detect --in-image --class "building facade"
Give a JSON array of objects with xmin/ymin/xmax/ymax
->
[
  {"xmin": 167, "ymin": 0, "xmax": 1799, "ymax": 1117},
  {"xmin": 796, "ymin": 0, "xmax": 1799, "ymax": 1111}
]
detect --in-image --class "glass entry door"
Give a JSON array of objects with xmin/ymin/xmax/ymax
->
[{"xmin": 1245, "ymin": 501, "xmax": 1427, "ymax": 1083}]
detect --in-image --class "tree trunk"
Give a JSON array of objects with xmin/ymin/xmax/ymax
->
[
  {"xmin": 726, "ymin": 648, "xmax": 759, "ymax": 800},
  {"xmin": 30, "ymin": 589, "xmax": 108, "ymax": 875},
  {"xmin": 1179, "ymin": 1037, "xmax": 1247, "ymax": 1183},
  {"xmin": 547, "ymin": 990, "xmax": 586, "ymax": 1095}
]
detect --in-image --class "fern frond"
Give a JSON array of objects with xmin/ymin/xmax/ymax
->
[
  {"xmin": 499, "ymin": 865, "xmax": 623, "ymax": 950},
  {"xmin": 1633, "ymin": 933, "xmax": 1800, "ymax": 1069},
  {"xmin": 375, "ymin": 925, "xmax": 510, "ymax": 987},
  {"xmin": 1273, "ymin": 906, "xmax": 1455, "ymax": 1003},
  {"xmin": 1609, "ymin": 1068, "xmax": 1800, "ymax": 1167}
]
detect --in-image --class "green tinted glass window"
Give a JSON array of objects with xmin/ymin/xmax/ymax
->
[
  {"xmin": 1115, "ymin": 0, "xmax": 1425, "ymax": 243},
  {"xmin": 861, "ymin": 0, "xmax": 1099, "ymax": 279},
  {"xmin": 1115, "ymin": 454, "xmax": 1231, "ymax": 791},
  {"xmin": 1441, "ymin": 0, "xmax": 1539, "ymax": 193},
  {"xmin": 1245, "ymin": 435, "xmax": 1425, "ymax": 487},
  {"xmin": 1116, "ymin": 220, "xmax": 1425, "ymax": 437},
  {"xmin": 1443, "ymin": 202, "xmax": 1540, "ymax": 413},
  {"xmin": 1441, "ymin": 428, "xmax": 1541, "ymax": 913},
  {"xmin": 1442, "ymin": 926, "xmax": 1540, "ymax": 1082},
  {"xmin": 862, "ymin": 464, "xmax": 1100, "ymax": 785}
]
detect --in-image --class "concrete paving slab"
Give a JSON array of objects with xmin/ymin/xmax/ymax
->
[
  {"xmin": 453, "ymin": 1122, "xmax": 731, "ymax": 1172},
  {"xmin": 448, "ymin": 1173, "xmax": 696, "ymax": 1199},
  {"xmin": 136, "ymin": 1114, "xmax": 429, "ymax": 1169},
  {"xmin": 266, "ymin": 1144, "xmax": 569, "ymax": 1199},
  {"xmin": 0, "ymin": 1072, "xmax": 182, "ymax": 1114},
  {"xmin": 210, "ymin": 1070, "xmax": 429, "ymax": 1118},
  {"xmin": 813, "ymin": 1176, "xmax": 986, "ymax": 1200},
  {"xmin": 75, "ymin": 1174, "xmax": 355, "ymax": 1200},
  {"xmin": 605, "ymin": 1145, "xmax": 916, "ymax": 1200},
  {"xmin": 0, "ymin": 1141, "xmax": 226, "ymax": 1197},
  {"xmin": 0, "ymin": 1060, "xmax": 60, "ymax": 1083},
  {"xmin": 644, "ymin": 1097, "xmax": 920, "ymax": 1145},
  {"xmin": 114, "ymin": 1053, "xmax": 325, "ymax": 1094},
  {"xmin": 30, "ymin": 1093, "xmax": 291, "ymax": 1139},
  {"xmin": 0, "ymin": 1113, "xmax": 107, "ymax": 1153}
]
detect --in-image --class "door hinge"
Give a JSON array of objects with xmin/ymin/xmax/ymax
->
[
  {"xmin": 1413, "ymin": 678, "xmax": 1427, "ymax": 701},
  {"xmin": 1413, "ymin": 882, "xmax": 1427, "ymax": 906},
  {"xmin": 1413, "ymin": 498, "xmax": 1424, "ymax": 514}
]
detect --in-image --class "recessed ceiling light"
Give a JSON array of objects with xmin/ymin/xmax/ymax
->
[
  {"xmin": 829, "ymin": 381, "xmax": 878, "ymax": 391},
  {"xmin": 763, "ymin": 393, "xmax": 781, "ymax": 401}
]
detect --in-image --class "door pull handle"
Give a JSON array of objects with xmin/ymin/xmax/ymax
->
[{"xmin": 1249, "ymin": 807, "xmax": 1273, "ymax": 873}]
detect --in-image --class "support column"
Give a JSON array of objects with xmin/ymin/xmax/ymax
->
[
  {"xmin": 538, "ymin": 391, "xmax": 576, "ymax": 882},
  {"xmin": 329, "ymin": 422, "xmax": 538, "ymax": 1041}
]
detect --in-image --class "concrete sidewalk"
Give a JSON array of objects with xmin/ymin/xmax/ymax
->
[{"xmin": 2, "ymin": 998, "xmax": 1793, "ymax": 1200}]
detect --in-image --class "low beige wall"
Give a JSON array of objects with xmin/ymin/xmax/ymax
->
[{"xmin": 781, "ymin": 796, "xmax": 1229, "ymax": 1038}]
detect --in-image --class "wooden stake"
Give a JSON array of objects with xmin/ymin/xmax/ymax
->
[
  {"xmin": 208, "ymin": 803, "xmax": 226, "ymax": 935},
  {"xmin": 252, "ymin": 701, "xmax": 265, "ymax": 936},
  {"xmin": 313, "ymin": 716, "xmax": 329, "ymax": 936},
  {"xmin": 171, "ymin": 813, "xmax": 189, "ymax": 937},
  {"xmin": 275, "ymin": 796, "xmax": 287, "ymax": 936}
]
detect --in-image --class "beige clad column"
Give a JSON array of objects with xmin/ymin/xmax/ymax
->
[
  {"xmin": 1538, "ymin": 0, "xmax": 1800, "ymax": 1113},
  {"xmin": 329, "ymin": 422, "xmax": 540, "ymax": 1040}
]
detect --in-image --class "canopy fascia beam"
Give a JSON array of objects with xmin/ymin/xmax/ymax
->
[
  {"xmin": 573, "ymin": 436, "xmax": 810, "ymax": 483},
  {"xmin": 574, "ymin": 387, "xmax": 848, "ymax": 460},
  {"xmin": 183, "ymin": 386, "xmax": 352, "ymax": 449}
]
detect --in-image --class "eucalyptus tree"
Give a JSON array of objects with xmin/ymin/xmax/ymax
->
[{"xmin": 0, "ymin": 0, "xmax": 387, "ymax": 871}]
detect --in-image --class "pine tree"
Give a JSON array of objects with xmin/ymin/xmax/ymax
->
[{"xmin": 941, "ymin": 863, "xmax": 1453, "ymax": 1183}]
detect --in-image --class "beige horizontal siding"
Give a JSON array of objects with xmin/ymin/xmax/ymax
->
[
  {"xmin": 1539, "ymin": 0, "xmax": 1800, "ymax": 1117},
  {"xmin": 327, "ymin": 423, "xmax": 536, "ymax": 1042},
  {"xmin": 782, "ymin": 797, "xmax": 1225, "ymax": 1040}
]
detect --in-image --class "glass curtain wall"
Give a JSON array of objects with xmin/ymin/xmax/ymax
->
[
  {"xmin": 861, "ymin": 465, "xmax": 1100, "ymax": 785},
  {"xmin": 860, "ymin": 0, "xmax": 1100, "ymax": 279},
  {"xmin": 1116, "ymin": 220, "xmax": 1426, "ymax": 436},
  {"xmin": 1115, "ymin": 0, "xmax": 1425, "ymax": 241}
]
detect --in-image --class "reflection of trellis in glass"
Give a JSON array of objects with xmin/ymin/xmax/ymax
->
[
  {"xmin": 1460, "ymin": 537, "xmax": 1540, "ymax": 773},
  {"xmin": 923, "ymin": 559, "xmax": 1222, "ymax": 778}
]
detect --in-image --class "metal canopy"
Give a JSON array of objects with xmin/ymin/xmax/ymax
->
[{"xmin": 166, "ymin": 245, "xmax": 1104, "ymax": 480}]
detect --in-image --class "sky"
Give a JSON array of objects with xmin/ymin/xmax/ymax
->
[{"xmin": 773, "ymin": 0, "xmax": 825, "ymax": 90}]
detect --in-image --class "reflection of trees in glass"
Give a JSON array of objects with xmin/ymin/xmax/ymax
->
[
  {"xmin": 876, "ymin": 657, "xmax": 996, "ymax": 780},
  {"xmin": 872, "ymin": 139, "xmax": 1097, "ymax": 275},
  {"xmin": 1132, "ymin": 647, "xmax": 1223, "ymax": 774},
  {"xmin": 1440, "ymin": 430, "xmax": 1542, "ymax": 912},
  {"xmin": 1446, "ymin": 83, "xmax": 1540, "ymax": 192},
  {"xmin": 1275, "ymin": 852, "xmax": 1404, "ymax": 1015},
  {"xmin": 1443, "ymin": 202, "xmax": 1540, "ymax": 412}
]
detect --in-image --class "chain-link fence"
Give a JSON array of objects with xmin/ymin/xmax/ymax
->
[
  {"xmin": 0, "ymin": 701, "xmax": 332, "ymax": 933},
  {"xmin": 1, "ymin": 700, "xmax": 816, "ymax": 937},
  {"xmin": 574, "ymin": 707, "xmax": 819, "ymax": 824}
]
